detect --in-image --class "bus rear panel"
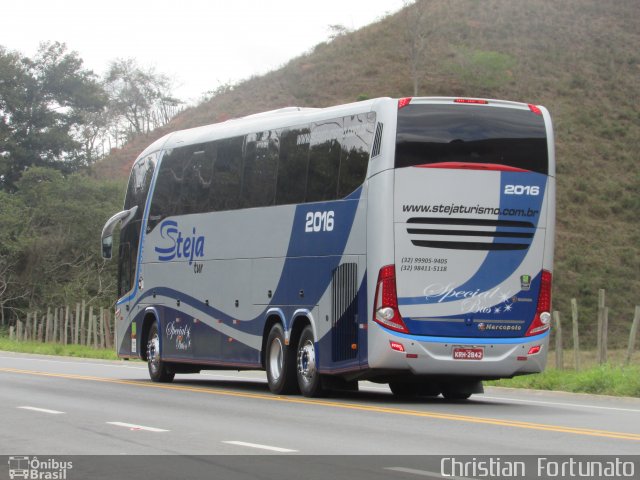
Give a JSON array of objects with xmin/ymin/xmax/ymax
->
[{"xmin": 368, "ymin": 98, "xmax": 555, "ymax": 383}]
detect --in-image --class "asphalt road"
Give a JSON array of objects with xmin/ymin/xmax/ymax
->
[{"xmin": 1, "ymin": 351, "xmax": 639, "ymax": 460}]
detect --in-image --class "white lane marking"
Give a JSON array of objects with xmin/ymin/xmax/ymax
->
[
  {"xmin": 222, "ymin": 441, "xmax": 297, "ymax": 453},
  {"xmin": 480, "ymin": 395, "xmax": 640, "ymax": 413},
  {"xmin": 107, "ymin": 421, "xmax": 169, "ymax": 432},
  {"xmin": 385, "ymin": 466, "xmax": 475, "ymax": 480},
  {"xmin": 17, "ymin": 406, "xmax": 65, "ymax": 415}
]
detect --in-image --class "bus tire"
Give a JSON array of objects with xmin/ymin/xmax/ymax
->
[
  {"xmin": 296, "ymin": 325, "xmax": 324, "ymax": 397},
  {"xmin": 389, "ymin": 381, "xmax": 440, "ymax": 398},
  {"xmin": 147, "ymin": 322, "xmax": 175, "ymax": 383},
  {"xmin": 265, "ymin": 323, "xmax": 298, "ymax": 395},
  {"xmin": 442, "ymin": 391, "xmax": 472, "ymax": 401}
]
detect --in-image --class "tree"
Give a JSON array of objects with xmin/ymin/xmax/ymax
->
[
  {"xmin": 104, "ymin": 58, "xmax": 182, "ymax": 138},
  {"xmin": 0, "ymin": 167, "xmax": 124, "ymax": 323},
  {"xmin": 403, "ymin": 0, "xmax": 428, "ymax": 96},
  {"xmin": 0, "ymin": 42, "xmax": 107, "ymax": 191}
]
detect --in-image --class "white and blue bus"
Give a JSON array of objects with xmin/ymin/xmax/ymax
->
[{"xmin": 101, "ymin": 97, "xmax": 555, "ymax": 399}]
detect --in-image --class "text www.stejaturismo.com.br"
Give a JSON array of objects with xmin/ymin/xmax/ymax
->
[{"xmin": 402, "ymin": 203, "xmax": 540, "ymax": 218}]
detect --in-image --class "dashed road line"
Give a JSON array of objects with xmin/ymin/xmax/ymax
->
[
  {"xmin": 385, "ymin": 466, "xmax": 474, "ymax": 479},
  {"xmin": 106, "ymin": 421, "xmax": 169, "ymax": 432},
  {"xmin": 222, "ymin": 441, "xmax": 297, "ymax": 453},
  {"xmin": 17, "ymin": 406, "xmax": 65, "ymax": 415}
]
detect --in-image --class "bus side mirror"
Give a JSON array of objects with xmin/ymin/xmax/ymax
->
[
  {"xmin": 100, "ymin": 206, "xmax": 138, "ymax": 260},
  {"xmin": 102, "ymin": 235, "xmax": 113, "ymax": 260}
]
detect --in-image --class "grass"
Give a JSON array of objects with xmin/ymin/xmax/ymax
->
[
  {"xmin": 487, "ymin": 364, "xmax": 640, "ymax": 398},
  {"xmin": 487, "ymin": 349, "xmax": 640, "ymax": 397},
  {"xmin": 0, "ymin": 337, "xmax": 118, "ymax": 360}
]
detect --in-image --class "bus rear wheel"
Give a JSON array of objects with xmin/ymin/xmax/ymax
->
[
  {"xmin": 296, "ymin": 325, "xmax": 324, "ymax": 397},
  {"xmin": 147, "ymin": 322, "xmax": 175, "ymax": 383},
  {"xmin": 265, "ymin": 323, "xmax": 298, "ymax": 395}
]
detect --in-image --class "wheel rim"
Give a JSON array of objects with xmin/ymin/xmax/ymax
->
[
  {"xmin": 148, "ymin": 333, "xmax": 160, "ymax": 375},
  {"xmin": 297, "ymin": 339, "xmax": 317, "ymax": 387},
  {"xmin": 268, "ymin": 337, "xmax": 284, "ymax": 382}
]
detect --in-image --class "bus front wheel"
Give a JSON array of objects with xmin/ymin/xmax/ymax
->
[{"xmin": 147, "ymin": 322, "xmax": 175, "ymax": 383}]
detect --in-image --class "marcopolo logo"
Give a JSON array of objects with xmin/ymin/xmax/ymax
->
[
  {"xmin": 154, "ymin": 220, "xmax": 205, "ymax": 265},
  {"xmin": 477, "ymin": 322, "xmax": 522, "ymax": 332}
]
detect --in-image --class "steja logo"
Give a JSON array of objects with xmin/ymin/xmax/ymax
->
[
  {"xmin": 520, "ymin": 274, "xmax": 532, "ymax": 291},
  {"xmin": 154, "ymin": 220, "xmax": 205, "ymax": 265}
]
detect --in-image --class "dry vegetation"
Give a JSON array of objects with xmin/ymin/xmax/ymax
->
[{"xmin": 93, "ymin": 0, "xmax": 640, "ymax": 347}]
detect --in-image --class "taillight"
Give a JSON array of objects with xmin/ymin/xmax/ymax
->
[
  {"xmin": 528, "ymin": 104, "xmax": 542, "ymax": 115},
  {"xmin": 525, "ymin": 270, "xmax": 552, "ymax": 336},
  {"xmin": 398, "ymin": 97, "xmax": 412, "ymax": 109},
  {"xmin": 373, "ymin": 265, "xmax": 408, "ymax": 333}
]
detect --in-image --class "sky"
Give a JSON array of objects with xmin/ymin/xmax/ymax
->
[{"xmin": 3, "ymin": 0, "xmax": 406, "ymax": 104}]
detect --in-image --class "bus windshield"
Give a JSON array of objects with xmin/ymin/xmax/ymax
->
[{"xmin": 395, "ymin": 104, "xmax": 548, "ymax": 174}]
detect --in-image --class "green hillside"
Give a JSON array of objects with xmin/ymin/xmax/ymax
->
[{"xmin": 95, "ymin": 0, "xmax": 640, "ymax": 346}]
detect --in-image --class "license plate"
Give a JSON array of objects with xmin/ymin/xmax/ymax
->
[{"xmin": 453, "ymin": 347, "xmax": 484, "ymax": 360}]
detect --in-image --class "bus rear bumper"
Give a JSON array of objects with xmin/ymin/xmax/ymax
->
[{"xmin": 368, "ymin": 327, "xmax": 550, "ymax": 378}]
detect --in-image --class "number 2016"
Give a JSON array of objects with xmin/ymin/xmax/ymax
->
[
  {"xmin": 504, "ymin": 185, "xmax": 540, "ymax": 195},
  {"xmin": 305, "ymin": 211, "xmax": 334, "ymax": 232}
]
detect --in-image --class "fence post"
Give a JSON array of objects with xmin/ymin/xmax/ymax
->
[
  {"xmin": 104, "ymin": 309, "xmax": 113, "ymax": 349},
  {"xmin": 80, "ymin": 300, "xmax": 87, "ymax": 345},
  {"xmin": 99, "ymin": 308, "xmax": 106, "ymax": 349},
  {"xmin": 626, "ymin": 306, "xmax": 640, "ymax": 365},
  {"xmin": 53, "ymin": 309, "xmax": 59, "ymax": 344},
  {"xmin": 23, "ymin": 313, "xmax": 30, "ymax": 341},
  {"xmin": 10, "ymin": 325, "xmax": 15, "ymax": 341},
  {"xmin": 74, "ymin": 303, "xmax": 81, "ymax": 344},
  {"xmin": 16, "ymin": 320, "xmax": 23, "ymax": 341},
  {"xmin": 45, "ymin": 308, "xmax": 52, "ymax": 343},
  {"xmin": 93, "ymin": 310, "xmax": 99, "ymax": 348},
  {"xmin": 601, "ymin": 306, "xmax": 609, "ymax": 364},
  {"xmin": 32, "ymin": 312, "xmax": 38, "ymax": 342},
  {"xmin": 596, "ymin": 289, "xmax": 605, "ymax": 364},
  {"xmin": 86, "ymin": 306, "xmax": 93, "ymax": 347},
  {"xmin": 553, "ymin": 311, "xmax": 563, "ymax": 370},
  {"xmin": 64, "ymin": 306, "xmax": 70, "ymax": 345},
  {"xmin": 38, "ymin": 316, "xmax": 44, "ymax": 342},
  {"xmin": 571, "ymin": 298, "xmax": 580, "ymax": 371}
]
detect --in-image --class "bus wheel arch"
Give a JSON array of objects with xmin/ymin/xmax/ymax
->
[
  {"xmin": 261, "ymin": 314, "xmax": 284, "ymax": 369},
  {"xmin": 140, "ymin": 310, "xmax": 174, "ymax": 383},
  {"xmin": 140, "ymin": 311, "xmax": 158, "ymax": 361}
]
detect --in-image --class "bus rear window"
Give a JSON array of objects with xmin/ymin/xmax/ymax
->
[{"xmin": 395, "ymin": 104, "xmax": 548, "ymax": 174}]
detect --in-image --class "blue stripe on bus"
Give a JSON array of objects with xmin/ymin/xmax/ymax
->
[
  {"xmin": 383, "ymin": 327, "xmax": 549, "ymax": 345},
  {"xmin": 127, "ymin": 187, "xmax": 364, "ymax": 333}
]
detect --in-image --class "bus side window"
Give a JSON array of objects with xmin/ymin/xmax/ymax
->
[
  {"xmin": 148, "ymin": 149, "xmax": 184, "ymax": 228},
  {"xmin": 211, "ymin": 137, "xmax": 243, "ymax": 211},
  {"xmin": 338, "ymin": 113, "xmax": 375, "ymax": 197},
  {"xmin": 307, "ymin": 119, "xmax": 342, "ymax": 203},
  {"xmin": 275, "ymin": 127, "xmax": 309, "ymax": 205},
  {"xmin": 242, "ymin": 130, "xmax": 278, "ymax": 208},
  {"xmin": 182, "ymin": 144, "xmax": 214, "ymax": 214}
]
